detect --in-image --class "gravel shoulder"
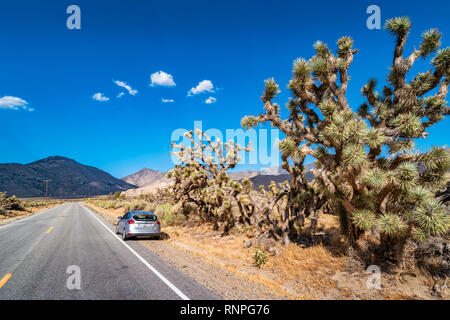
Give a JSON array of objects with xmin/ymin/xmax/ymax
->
[{"xmin": 139, "ymin": 238, "xmax": 289, "ymax": 299}]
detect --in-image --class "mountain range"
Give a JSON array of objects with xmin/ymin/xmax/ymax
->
[
  {"xmin": 227, "ymin": 166, "xmax": 289, "ymax": 180},
  {"xmin": 122, "ymin": 164, "xmax": 315, "ymax": 196},
  {"xmin": 121, "ymin": 168, "xmax": 165, "ymax": 187},
  {"xmin": 0, "ymin": 156, "xmax": 136, "ymax": 198},
  {"xmin": 0, "ymin": 155, "xmax": 316, "ymax": 198},
  {"xmin": 238, "ymin": 163, "xmax": 315, "ymax": 190}
]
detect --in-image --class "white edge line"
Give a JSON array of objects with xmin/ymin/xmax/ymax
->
[
  {"xmin": 81, "ymin": 203, "xmax": 190, "ymax": 300},
  {"xmin": 0, "ymin": 203, "xmax": 67, "ymax": 231}
]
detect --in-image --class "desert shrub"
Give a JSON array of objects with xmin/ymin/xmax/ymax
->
[
  {"xmin": 0, "ymin": 206, "xmax": 6, "ymax": 216},
  {"xmin": 108, "ymin": 201, "xmax": 119, "ymax": 209},
  {"xmin": 253, "ymin": 248, "xmax": 269, "ymax": 268},
  {"xmin": 0, "ymin": 192, "xmax": 24, "ymax": 211},
  {"xmin": 123, "ymin": 200, "xmax": 147, "ymax": 211},
  {"xmin": 123, "ymin": 203, "xmax": 132, "ymax": 212},
  {"xmin": 155, "ymin": 203, "xmax": 185, "ymax": 226},
  {"xmin": 23, "ymin": 200, "xmax": 61, "ymax": 208},
  {"xmin": 112, "ymin": 201, "xmax": 122, "ymax": 209},
  {"xmin": 144, "ymin": 204, "xmax": 154, "ymax": 212},
  {"xmin": 415, "ymin": 237, "xmax": 450, "ymax": 276},
  {"xmin": 155, "ymin": 203, "xmax": 173, "ymax": 216}
]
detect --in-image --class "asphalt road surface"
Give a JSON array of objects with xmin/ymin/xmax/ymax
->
[{"xmin": 0, "ymin": 202, "xmax": 219, "ymax": 300}]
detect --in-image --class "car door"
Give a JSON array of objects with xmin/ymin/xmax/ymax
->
[{"xmin": 119, "ymin": 213, "xmax": 129, "ymax": 233}]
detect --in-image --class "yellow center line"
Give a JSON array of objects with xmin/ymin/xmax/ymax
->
[
  {"xmin": 0, "ymin": 273, "xmax": 12, "ymax": 289},
  {"xmin": 46, "ymin": 226, "xmax": 54, "ymax": 234}
]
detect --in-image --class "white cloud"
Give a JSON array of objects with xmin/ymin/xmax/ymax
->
[
  {"xmin": 150, "ymin": 71, "xmax": 176, "ymax": 87},
  {"xmin": 113, "ymin": 80, "xmax": 137, "ymax": 96},
  {"xmin": 205, "ymin": 96, "xmax": 217, "ymax": 104},
  {"xmin": 0, "ymin": 96, "xmax": 33, "ymax": 111},
  {"xmin": 117, "ymin": 92, "xmax": 125, "ymax": 98},
  {"xmin": 162, "ymin": 98, "xmax": 175, "ymax": 103},
  {"xmin": 187, "ymin": 80, "xmax": 214, "ymax": 96},
  {"xmin": 92, "ymin": 93, "xmax": 110, "ymax": 102}
]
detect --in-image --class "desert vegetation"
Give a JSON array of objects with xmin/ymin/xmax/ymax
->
[
  {"xmin": 88, "ymin": 197, "xmax": 185, "ymax": 226},
  {"xmin": 0, "ymin": 192, "xmax": 24, "ymax": 215},
  {"xmin": 0, "ymin": 191, "xmax": 64, "ymax": 220},
  {"xmin": 87, "ymin": 17, "xmax": 449, "ymax": 297},
  {"xmin": 169, "ymin": 17, "xmax": 449, "ymax": 267}
]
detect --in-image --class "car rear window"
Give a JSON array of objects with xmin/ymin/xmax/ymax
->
[{"xmin": 132, "ymin": 214, "xmax": 157, "ymax": 221}]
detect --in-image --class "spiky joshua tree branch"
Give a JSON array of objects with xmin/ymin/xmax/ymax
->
[{"xmin": 242, "ymin": 17, "xmax": 450, "ymax": 261}]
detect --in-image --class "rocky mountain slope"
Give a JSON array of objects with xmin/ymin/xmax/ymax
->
[
  {"xmin": 0, "ymin": 156, "xmax": 136, "ymax": 198},
  {"xmin": 122, "ymin": 177, "xmax": 173, "ymax": 197},
  {"xmin": 121, "ymin": 168, "xmax": 165, "ymax": 187}
]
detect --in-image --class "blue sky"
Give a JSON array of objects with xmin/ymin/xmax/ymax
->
[{"xmin": 0, "ymin": 0, "xmax": 449, "ymax": 178}]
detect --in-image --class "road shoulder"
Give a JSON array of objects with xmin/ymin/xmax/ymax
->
[
  {"xmin": 84, "ymin": 202, "xmax": 289, "ymax": 299},
  {"xmin": 0, "ymin": 203, "xmax": 63, "ymax": 227}
]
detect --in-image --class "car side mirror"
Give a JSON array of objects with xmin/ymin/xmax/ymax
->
[{"xmin": 118, "ymin": 216, "xmax": 122, "ymax": 219}]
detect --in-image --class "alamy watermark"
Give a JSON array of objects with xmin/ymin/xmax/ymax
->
[
  {"xmin": 366, "ymin": 5, "xmax": 381, "ymax": 30},
  {"xmin": 366, "ymin": 265, "xmax": 381, "ymax": 290},
  {"xmin": 66, "ymin": 265, "xmax": 81, "ymax": 290},
  {"xmin": 66, "ymin": 5, "xmax": 81, "ymax": 30},
  {"xmin": 171, "ymin": 121, "xmax": 281, "ymax": 167},
  {"xmin": 65, "ymin": 5, "xmax": 382, "ymax": 31}
]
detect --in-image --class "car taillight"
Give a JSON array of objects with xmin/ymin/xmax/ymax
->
[
  {"xmin": 157, "ymin": 221, "xmax": 160, "ymax": 224},
  {"xmin": 128, "ymin": 220, "xmax": 135, "ymax": 225}
]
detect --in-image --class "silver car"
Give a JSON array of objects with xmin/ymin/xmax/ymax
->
[{"xmin": 115, "ymin": 211, "xmax": 161, "ymax": 240}]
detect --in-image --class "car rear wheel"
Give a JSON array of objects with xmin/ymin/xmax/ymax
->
[{"xmin": 122, "ymin": 229, "xmax": 128, "ymax": 241}]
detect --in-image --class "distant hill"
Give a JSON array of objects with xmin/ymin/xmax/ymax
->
[
  {"xmin": 122, "ymin": 177, "xmax": 173, "ymax": 197},
  {"xmin": 0, "ymin": 156, "xmax": 136, "ymax": 198},
  {"xmin": 228, "ymin": 170, "xmax": 260, "ymax": 180},
  {"xmin": 260, "ymin": 166, "xmax": 289, "ymax": 175},
  {"xmin": 121, "ymin": 168, "xmax": 165, "ymax": 187},
  {"xmin": 122, "ymin": 164, "xmax": 316, "ymax": 197},
  {"xmin": 228, "ymin": 166, "xmax": 288, "ymax": 180},
  {"xmin": 244, "ymin": 164, "xmax": 315, "ymax": 189},
  {"xmin": 246, "ymin": 174, "xmax": 291, "ymax": 189}
]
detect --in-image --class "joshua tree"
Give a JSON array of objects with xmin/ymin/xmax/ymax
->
[
  {"xmin": 167, "ymin": 129, "xmax": 252, "ymax": 231},
  {"xmin": 242, "ymin": 17, "xmax": 450, "ymax": 261},
  {"xmin": 242, "ymin": 77, "xmax": 330, "ymax": 244},
  {"xmin": 0, "ymin": 192, "xmax": 23, "ymax": 213}
]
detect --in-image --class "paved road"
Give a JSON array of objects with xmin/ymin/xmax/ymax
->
[{"xmin": 0, "ymin": 202, "xmax": 219, "ymax": 300}]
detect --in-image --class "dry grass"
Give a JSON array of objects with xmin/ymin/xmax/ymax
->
[
  {"xmin": 0, "ymin": 201, "xmax": 63, "ymax": 225},
  {"xmin": 85, "ymin": 201, "xmax": 443, "ymax": 300},
  {"xmin": 85, "ymin": 202, "xmax": 354, "ymax": 299},
  {"xmin": 266, "ymin": 244, "xmax": 345, "ymax": 289},
  {"xmin": 159, "ymin": 223, "xmax": 347, "ymax": 299},
  {"xmin": 84, "ymin": 202, "xmax": 123, "ymax": 225},
  {"xmin": 163, "ymin": 224, "xmax": 300, "ymax": 299}
]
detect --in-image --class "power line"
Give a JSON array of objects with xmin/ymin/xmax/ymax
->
[{"xmin": 43, "ymin": 179, "xmax": 51, "ymax": 202}]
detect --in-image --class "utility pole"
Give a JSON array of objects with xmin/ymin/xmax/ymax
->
[{"xmin": 43, "ymin": 179, "xmax": 51, "ymax": 202}]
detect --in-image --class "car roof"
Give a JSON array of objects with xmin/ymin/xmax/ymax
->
[{"xmin": 127, "ymin": 211, "xmax": 155, "ymax": 215}]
